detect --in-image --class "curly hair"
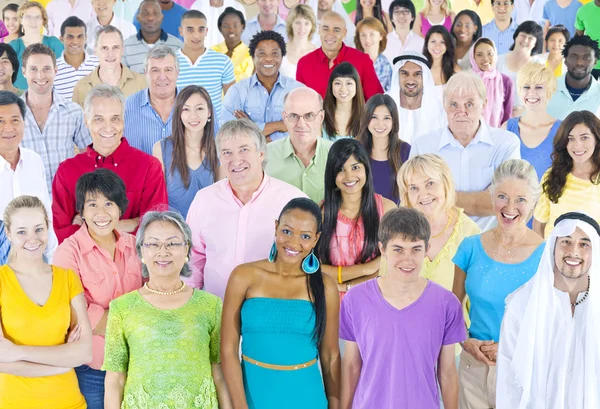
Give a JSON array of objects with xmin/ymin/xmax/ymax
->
[
  {"xmin": 248, "ymin": 30, "xmax": 287, "ymax": 57},
  {"xmin": 543, "ymin": 111, "xmax": 600, "ymax": 203},
  {"xmin": 562, "ymin": 34, "xmax": 600, "ymax": 61}
]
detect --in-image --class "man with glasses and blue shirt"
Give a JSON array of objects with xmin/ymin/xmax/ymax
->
[{"xmin": 482, "ymin": 0, "xmax": 519, "ymax": 55}]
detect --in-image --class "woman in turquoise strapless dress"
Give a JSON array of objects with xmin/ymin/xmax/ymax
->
[{"xmin": 221, "ymin": 198, "xmax": 341, "ymax": 409}]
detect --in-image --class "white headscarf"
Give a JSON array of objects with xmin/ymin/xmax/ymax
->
[
  {"xmin": 510, "ymin": 213, "xmax": 600, "ymax": 409},
  {"xmin": 307, "ymin": 0, "xmax": 356, "ymax": 47},
  {"xmin": 386, "ymin": 52, "xmax": 446, "ymax": 143}
]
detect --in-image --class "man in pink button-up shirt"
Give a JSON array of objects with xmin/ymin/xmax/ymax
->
[{"xmin": 186, "ymin": 118, "xmax": 307, "ymax": 299}]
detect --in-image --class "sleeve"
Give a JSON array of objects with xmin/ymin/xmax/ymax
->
[
  {"xmin": 501, "ymin": 131, "xmax": 521, "ymax": 162},
  {"xmin": 381, "ymin": 58, "xmax": 392, "ymax": 92},
  {"xmin": 52, "ymin": 165, "xmax": 80, "ymax": 244},
  {"xmin": 360, "ymin": 54, "xmax": 384, "ymax": 100},
  {"xmin": 48, "ymin": 10, "xmax": 56, "ymax": 39},
  {"xmin": 451, "ymin": 236, "xmax": 473, "ymax": 273},
  {"xmin": 296, "ymin": 56, "xmax": 306, "ymax": 84},
  {"xmin": 574, "ymin": 7, "xmax": 585, "ymax": 31},
  {"xmin": 209, "ymin": 296, "xmax": 223, "ymax": 364},
  {"xmin": 220, "ymin": 84, "xmax": 242, "ymax": 127},
  {"xmin": 339, "ymin": 291, "xmax": 357, "ymax": 342},
  {"xmin": 442, "ymin": 293, "xmax": 467, "ymax": 345},
  {"xmin": 184, "ymin": 201, "xmax": 206, "ymax": 289},
  {"xmin": 533, "ymin": 190, "xmax": 551, "ymax": 224},
  {"xmin": 72, "ymin": 108, "xmax": 92, "ymax": 149},
  {"xmin": 71, "ymin": 80, "xmax": 84, "ymax": 107},
  {"xmin": 39, "ymin": 163, "xmax": 58, "ymax": 263},
  {"xmin": 502, "ymin": 76, "xmax": 514, "ymax": 124},
  {"xmin": 139, "ymin": 156, "xmax": 169, "ymax": 215},
  {"xmin": 408, "ymin": 139, "xmax": 421, "ymax": 158},
  {"xmin": 542, "ymin": 2, "xmax": 549, "ymax": 20},
  {"xmin": 222, "ymin": 57, "xmax": 235, "ymax": 85},
  {"xmin": 49, "ymin": 37, "xmax": 65, "ymax": 58},
  {"xmin": 66, "ymin": 268, "xmax": 85, "ymax": 299},
  {"xmin": 400, "ymin": 142, "xmax": 411, "ymax": 162},
  {"xmin": 0, "ymin": 21, "xmax": 8, "ymax": 39},
  {"xmin": 102, "ymin": 299, "xmax": 130, "ymax": 373},
  {"xmin": 241, "ymin": 56, "xmax": 254, "ymax": 80},
  {"xmin": 496, "ymin": 305, "xmax": 523, "ymax": 409}
]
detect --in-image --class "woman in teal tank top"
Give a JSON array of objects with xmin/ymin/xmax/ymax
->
[{"xmin": 221, "ymin": 198, "xmax": 341, "ymax": 409}]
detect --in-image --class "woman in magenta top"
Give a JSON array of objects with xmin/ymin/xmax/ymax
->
[
  {"xmin": 319, "ymin": 139, "xmax": 396, "ymax": 298},
  {"xmin": 413, "ymin": 0, "xmax": 454, "ymax": 38},
  {"xmin": 53, "ymin": 169, "xmax": 143, "ymax": 409}
]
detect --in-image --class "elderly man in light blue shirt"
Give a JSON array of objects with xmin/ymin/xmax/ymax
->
[
  {"xmin": 221, "ymin": 30, "xmax": 304, "ymax": 142},
  {"xmin": 410, "ymin": 71, "xmax": 521, "ymax": 232}
]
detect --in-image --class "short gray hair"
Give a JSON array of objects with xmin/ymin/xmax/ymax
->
[
  {"xmin": 144, "ymin": 45, "xmax": 180, "ymax": 73},
  {"xmin": 94, "ymin": 25, "xmax": 124, "ymax": 49},
  {"xmin": 83, "ymin": 84, "xmax": 126, "ymax": 120},
  {"xmin": 216, "ymin": 118, "xmax": 268, "ymax": 168},
  {"xmin": 443, "ymin": 71, "xmax": 487, "ymax": 107},
  {"xmin": 135, "ymin": 211, "xmax": 193, "ymax": 278},
  {"xmin": 490, "ymin": 159, "xmax": 542, "ymax": 202}
]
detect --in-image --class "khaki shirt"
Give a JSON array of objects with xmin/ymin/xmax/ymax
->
[{"xmin": 71, "ymin": 64, "xmax": 147, "ymax": 107}]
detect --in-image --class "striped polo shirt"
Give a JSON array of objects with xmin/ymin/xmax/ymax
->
[
  {"xmin": 176, "ymin": 48, "xmax": 235, "ymax": 119},
  {"xmin": 123, "ymin": 30, "xmax": 183, "ymax": 74},
  {"xmin": 55, "ymin": 53, "xmax": 100, "ymax": 101}
]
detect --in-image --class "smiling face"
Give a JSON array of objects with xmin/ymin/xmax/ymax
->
[
  {"xmin": 292, "ymin": 17, "xmax": 312, "ymax": 39},
  {"xmin": 142, "ymin": 220, "xmax": 189, "ymax": 279},
  {"xmin": 565, "ymin": 45, "xmax": 597, "ymax": 81},
  {"xmin": 320, "ymin": 14, "xmax": 346, "ymax": 54},
  {"xmin": 180, "ymin": 92, "xmax": 210, "ymax": 134},
  {"xmin": 406, "ymin": 172, "xmax": 446, "ymax": 218},
  {"xmin": 567, "ymin": 123, "xmax": 597, "ymax": 166},
  {"xmin": 21, "ymin": 6, "xmax": 43, "ymax": 35},
  {"xmin": 547, "ymin": 32, "xmax": 566, "ymax": 56},
  {"xmin": 514, "ymin": 31, "xmax": 537, "ymax": 53},
  {"xmin": 335, "ymin": 154, "xmax": 367, "ymax": 195},
  {"xmin": 219, "ymin": 133, "xmax": 265, "ymax": 188},
  {"xmin": 145, "ymin": 55, "xmax": 178, "ymax": 98},
  {"xmin": 391, "ymin": 6, "xmax": 413, "ymax": 29},
  {"xmin": 520, "ymin": 83, "xmax": 548, "ymax": 110},
  {"xmin": 92, "ymin": 0, "xmax": 117, "ymax": 21},
  {"xmin": 554, "ymin": 227, "xmax": 592, "ymax": 281},
  {"xmin": 453, "ymin": 14, "xmax": 477, "ymax": 45},
  {"xmin": 86, "ymin": 97, "xmax": 124, "ymax": 156},
  {"xmin": 82, "ymin": 191, "xmax": 120, "ymax": 239},
  {"xmin": 360, "ymin": 0, "xmax": 375, "ymax": 9},
  {"xmin": 95, "ymin": 31, "xmax": 123, "ymax": 70},
  {"xmin": 23, "ymin": 53, "xmax": 56, "ymax": 96},
  {"xmin": 137, "ymin": 1, "xmax": 163, "ymax": 35},
  {"xmin": 368, "ymin": 104, "xmax": 393, "ymax": 140},
  {"xmin": 0, "ymin": 52, "xmax": 14, "ymax": 86},
  {"xmin": 427, "ymin": 33, "xmax": 447, "ymax": 60},
  {"xmin": 359, "ymin": 26, "xmax": 382, "ymax": 53},
  {"xmin": 318, "ymin": 0, "xmax": 335, "ymax": 12},
  {"xmin": 492, "ymin": 0, "xmax": 513, "ymax": 22},
  {"xmin": 474, "ymin": 41, "xmax": 496, "ymax": 72},
  {"xmin": 220, "ymin": 13, "xmax": 243, "ymax": 45},
  {"xmin": 257, "ymin": 0, "xmax": 278, "ymax": 17},
  {"xmin": 0, "ymin": 103, "xmax": 24, "ymax": 155},
  {"xmin": 6, "ymin": 207, "xmax": 48, "ymax": 261},
  {"xmin": 62, "ymin": 26, "xmax": 86, "ymax": 57},
  {"xmin": 3, "ymin": 10, "xmax": 19, "ymax": 35},
  {"xmin": 399, "ymin": 61, "xmax": 423, "ymax": 98},
  {"xmin": 332, "ymin": 76, "xmax": 356, "ymax": 103},
  {"xmin": 180, "ymin": 17, "xmax": 208, "ymax": 51},
  {"xmin": 253, "ymin": 39, "xmax": 282, "ymax": 79},
  {"xmin": 274, "ymin": 208, "xmax": 320, "ymax": 264},
  {"xmin": 492, "ymin": 177, "xmax": 534, "ymax": 229},
  {"xmin": 379, "ymin": 234, "xmax": 427, "ymax": 281}
]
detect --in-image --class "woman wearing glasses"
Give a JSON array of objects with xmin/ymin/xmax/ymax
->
[
  {"xmin": 103, "ymin": 210, "xmax": 231, "ymax": 409},
  {"xmin": 53, "ymin": 169, "xmax": 143, "ymax": 409}
]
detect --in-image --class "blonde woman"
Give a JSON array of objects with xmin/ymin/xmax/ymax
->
[
  {"xmin": 280, "ymin": 4, "xmax": 317, "ymax": 79},
  {"xmin": 413, "ymin": 0, "xmax": 454, "ymax": 38},
  {"xmin": 9, "ymin": 1, "xmax": 63, "ymax": 90}
]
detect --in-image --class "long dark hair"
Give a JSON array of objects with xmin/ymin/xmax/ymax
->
[
  {"xmin": 357, "ymin": 94, "xmax": 404, "ymax": 199},
  {"xmin": 543, "ymin": 111, "xmax": 600, "ymax": 203},
  {"xmin": 169, "ymin": 85, "xmax": 219, "ymax": 188},
  {"xmin": 423, "ymin": 25, "xmax": 456, "ymax": 84},
  {"xmin": 323, "ymin": 62, "xmax": 365, "ymax": 139},
  {"xmin": 451, "ymin": 10, "xmax": 482, "ymax": 46},
  {"xmin": 277, "ymin": 198, "xmax": 327, "ymax": 345},
  {"xmin": 355, "ymin": 0, "xmax": 388, "ymax": 31},
  {"xmin": 319, "ymin": 139, "xmax": 381, "ymax": 265},
  {"xmin": 509, "ymin": 20, "xmax": 544, "ymax": 56}
]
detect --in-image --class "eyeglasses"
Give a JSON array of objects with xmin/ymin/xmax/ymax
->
[
  {"xmin": 284, "ymin": 110, "xmax": 323, "ymax": 123},
  {"xmin": 142, "ymin": 241, "xmax": 187, "ymax": 251},
  {"xmin": 393, "ymin": 9, "xmax": 411, "ymax": 16}
]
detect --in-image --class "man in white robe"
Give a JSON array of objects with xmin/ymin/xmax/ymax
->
[{"xmin": 497, "ymin": 211, "xmax": 600, "ymax": 409}]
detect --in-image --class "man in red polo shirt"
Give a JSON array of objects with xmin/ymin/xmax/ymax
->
[
  {"xmin": 296, "ymin": 11, "xmax": 383, "ymax": 99},
  {"xmin": 52, "ymin": 84, "xmax": 168, "ymax": 244}
]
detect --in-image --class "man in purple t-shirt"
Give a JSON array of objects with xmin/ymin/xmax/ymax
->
[{"xmin": 340, "ymin": 207, "xmax": 466, "ymax": 409}]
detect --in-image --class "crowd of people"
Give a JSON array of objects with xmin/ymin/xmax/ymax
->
[{"xmin": 0, "ymin": 0, "xmax": 599, "ymax": 407}]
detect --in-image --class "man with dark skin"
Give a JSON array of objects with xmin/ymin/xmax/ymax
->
[{"xmin": 133, "ymin": 0, "xmax": 187, "ymax": 40}]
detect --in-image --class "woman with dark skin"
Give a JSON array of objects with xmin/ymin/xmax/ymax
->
[
  {"xmin": 450, "ymin": 10, "xmax": 481, "ymax": 70},
  {"xmin": 221, "ymin": 198, "xmax": 341, "ymax": 409}
]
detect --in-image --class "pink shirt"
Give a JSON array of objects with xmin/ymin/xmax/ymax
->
[
  {"xmin": 186, "ymin": 173, "xmax": 307, "ymax": 299},
  {"xmin": 53, "ymin": 225, "xmax": 143, "ymax": 370}
]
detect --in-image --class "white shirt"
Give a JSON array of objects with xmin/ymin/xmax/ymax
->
[
  {"xmin": 383, "ymin": 31, "xmax": 425, "ymax": 65},
  {"xmin": 46, "ymin": 0, "xmax": 96, "ymax": 38},
  {"xmin": 190, "ymin": 0, "xmax": 246, "ymax": 47},
  {"xmin": 55, "ymin": 52, "xmax": 100, "ymax": 101},
  {"xmin": 0, "ymin": 148, "xmax": 58, "ymax": 262},
  {"xmin": 86, "ymin": 13, "xmax": 137, "ymax": 53},
  {"xmin": 409, "ymin": 122, "xmax": 521, "ymax": 231},
  {"xmin": 514, "ymin": 0, "xmax": 548, "ymax": 26}
]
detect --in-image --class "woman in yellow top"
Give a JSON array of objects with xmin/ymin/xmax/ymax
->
[
  {"xmin": 534, "ymin": 111, "xmax": 600, "ymax": 238},
  {"xmin": 540, "ymin": 25, "xmax": 569, "ymax": 77},
  {"xmin": 0, "ymin": 195, "xmax": 92, "ymax": 409},
  {"xmin": 211, "ymin": 7, "xmax": 253, "ymax": 82}
]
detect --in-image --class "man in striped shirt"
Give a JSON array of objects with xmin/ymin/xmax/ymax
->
[
  {"xmin": 176, "ymin": 9, "xmax": 235, "ymax": 121},
  {"xmin": 55, "ymin": 16, "xmax": 100, "ymax": 101}
]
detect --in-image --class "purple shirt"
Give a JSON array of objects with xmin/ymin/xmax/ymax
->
[
  {"xmin": 369, "ymin": 141, "xmax": 411, "ymax": 203},
  {"xmin": 340, "ymin": 279, "xmax": 466, "ymax": 409}
]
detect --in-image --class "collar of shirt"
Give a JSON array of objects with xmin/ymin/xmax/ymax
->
[
  {"xmin": 280, "ymin": 135, "xmax": 326, "ymax": 164},
  {"xmin": 556, "ymin": 74, "xmax": 600, "ymax": 96},
  {"xmin": 84, "ymin": 137, "xmax": 132, "ymax": 167},
  {"xmin": 0, "ymin": 149, "xmax": 22, "ymax": 173},
  {"xmin": 390, "ymin": 30, "xmax": 416, "ymax": 46},
  {"xmin": 437, "ymin": 120, "xmax": 493, "ymax": 150},
  {"xmin": 488, "ymin": 18, "xmax": 519, "ymax": 33},
  {"xmin": 21, "ymin": 89, "xmax": 67, "ymax": 111},
  {"xmin": 248, "ymin": 14, "xmax": 286, "ymax": 29},
  {"xmin": 139, "ymin": 87, "xmax": 179, "ymax": 109},
  {"xmin": 136, "ymin": 29, "xmax": 169, "ymax": 42},
  {"xmin": 249, "ymin": 72, "xmax": 284, "ymax": 89},
  {"xmin": 58, "ymin": 52, "xmax": 99, "ymax": 68},
  {"xmin": 89, "ymin": 64, "xmax": 138, "ymax": 87},
  {"xmin": 317, "ymin": 42, "xmax": 348, "ymax": 64},
  {"xmin": 212, "ymin": 41, "xmax": 250, "ymax": 57},
  {"xmin": 75, "ymin": 222, "xmax": 132, "ymax": 255},
  {"xmin": 225, "ymin": 172, "xmax": 271, "ymax": 207}
]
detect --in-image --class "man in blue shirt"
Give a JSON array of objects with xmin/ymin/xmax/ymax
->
[
  {"xmin": 134, "ymin": 0, "xmax": 188, "ymax": 40},
  {"xmin": 482, "ymin": 0, "xmax": 519, "ymax": 55},
  {"xmin": 221, "ymin": 31, "xmax": 304, "ymax": 142},
  {"xmin": 241, "ymin": 0, "xmax": 287, "ymax": 44}
]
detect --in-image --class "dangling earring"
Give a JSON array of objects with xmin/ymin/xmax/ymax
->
[
  {"xmin": 302, "ymin": 248, "xmax": 320, "ymax": 274},
  {"xmin": 185, "ymin": 256, "xmax": 189, "ymax": 263},
  {"xmin": 268, "ymin": 241, "xmax": 277, "ymax": 262}
]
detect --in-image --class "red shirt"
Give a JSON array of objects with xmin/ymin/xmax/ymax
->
[
  {"xmin": 296, "ymin": 43, "xmax": 384, "ymax": 100},
  {"xmin": 52, "ymin": 138, "xmax": 168, "ymax": 244}
]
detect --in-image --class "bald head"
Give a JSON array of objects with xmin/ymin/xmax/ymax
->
[
  {"xmin": 320, "ymin": 11, "xmax": 346, "ymax": 54},
  {"xmin": 283, "ymin": 87, "xmax": 324, "ymax": 145},
  {"xmin": 284, "ymin": 87, "xmax": 323, "ymax": 111}
]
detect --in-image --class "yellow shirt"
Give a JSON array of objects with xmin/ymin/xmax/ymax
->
[
  {"xmin": 211, "ymin": 41, "xmax": 254, "ymax": 82},
  {"xmin": 534, "ymin": 171, "xmax": 600, "ymax": 238},
  {"xmin": 0, "ymin": 265, "xmax": 86, "ymax": 409},
  {"xmin": 450, "ymin": 0, "xmax": 495, "ymax": 24}
]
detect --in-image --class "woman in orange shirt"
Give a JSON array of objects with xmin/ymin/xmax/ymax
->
[
  {"xmin": 53, "ymin": 169, "xmax": 143, "ymax": 409},
  {"xmin": 0, "ymin": 195, "xmax": 92, "ymax": 409}
]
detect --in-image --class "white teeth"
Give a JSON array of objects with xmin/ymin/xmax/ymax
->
[
  {"xmin": 565, "ymin": 259, "xmax": 581, "ymax": 266},
  {"xmin": 344, "ymin": 181, "xmax": 358, "ymax": 187},
  {"xmin": 94, "ymin": 220, "xmax": 111, "ymax": 227},
  {"xmin": 420, "ymin": 198, "xmax": 434, "ymax": 205},
  {"xmin": 24, "ymin": 245, "xmax": 41, "ymax": 251},
  {"xmin": 156, "ymin": 261, "xmax": 171, "ymax": 266},
  {"xmin": 285, "ymin": 248, "xmax": 300, "ymax": 256},
  {"xmin": 374, "ymin": 128, "xmax": 386, "ymax": 132},
  {"xmin": 502, "ymin": 213, "xmax": 518, "ymax": 220},
  {"xmin": 573, "ymin": 151, "xmax": 585, "ymax": 155},
  {"xmin": 263, "ymin": 64, "xmax": 274, "ymax": 68},
  {"xmin": 399, "ymin": 267, "xmax": 414, "ymax": 272}
]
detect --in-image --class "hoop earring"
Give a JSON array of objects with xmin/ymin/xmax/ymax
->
[
  {"xmin": 302, "ymin": 249, "xmax": 320, "ymax": 274},
  {"xmin": 268, "ymin": 241, "xmax": 277, "ymax": 263}
]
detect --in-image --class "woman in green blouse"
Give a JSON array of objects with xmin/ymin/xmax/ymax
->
[{"xmin": 103, "ymin": 211, "xmax": 232, "ymax": 409}]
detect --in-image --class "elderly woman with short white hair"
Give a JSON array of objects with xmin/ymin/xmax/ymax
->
[{"xmin": 103, "ymin": 211, "xmax": 232, "ymax": 409}]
